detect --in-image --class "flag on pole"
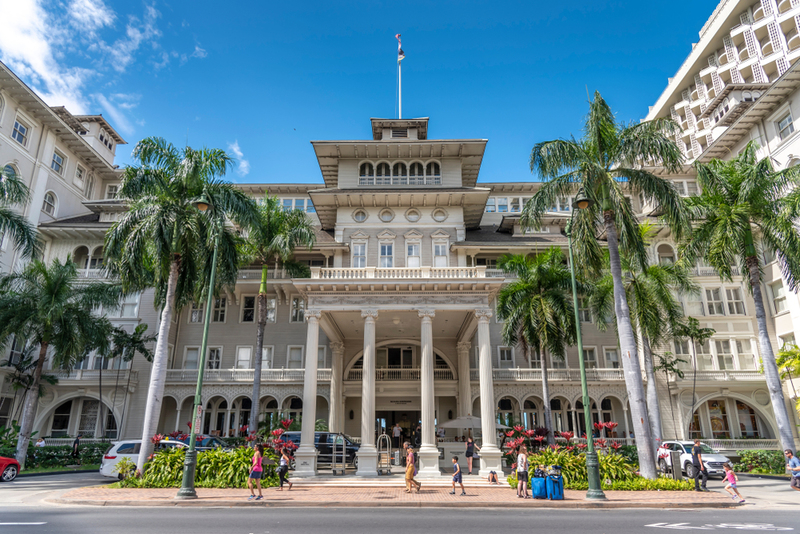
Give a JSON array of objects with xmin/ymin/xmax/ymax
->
[{"xmin": 396, "ymin": 34, "xmax": 405, "ymax": 63}]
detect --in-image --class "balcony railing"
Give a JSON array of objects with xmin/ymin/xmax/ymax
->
[
  {"xmin": 237, "ymin": 268, "xmax": 293, "ymax": 280},
  {"xmin": 677, "ymin": 370, "xmax": 764, "ymax": 381},
  {"xmin": 468, "ymin": 368, "xmax": 625, "ymax": 381},
  {"xmin": 50, "ymin": 369, "xmax": 138, "ymax": 381},
  {"xmin": 346, "ymin": 368, "xmax": 455, "ymax": 381},
  {"xmin": 311, "ymin": 266, "xmax": 486, "ymax": 280},
  {"xmin": 690, "ymin": 266, "xmax": 739, "ymax": 277},
  {"xmin": 76, "ymin": 269, "xmax": 107, "ymax": 279},
  {"xmin": 165, "ymin": 369, "xmax": 332, "ymax": 383}
]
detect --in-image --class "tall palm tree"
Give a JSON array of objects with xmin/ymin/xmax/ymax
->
[
  {"xmin": 0, "ymin": 259, "xmax": 120, "ymax": 466},
  {"xmin": 242, "ymin": 196, "xmax": 315, "ymax": 422},
  {"xmin": 104, "ymin": 137, "xmax": 259, "ymax": 472},
  {"xmin": 681, "ymin": 140, "xmax": 800, "ymax": 451},
  {"xmin": 104, "ymin": 325, "xmax": 156, "ymax": 438},
  {"xmin": 0, "ymin": 166, "xmax": 39, "ymax": 258},
  {"xmin": 496, "ymin": 248, "xmax": 576, "ymax": 445},
  {"xmin": 1, "ymin": 343, "xmax": 59, "ymax": 423},
  {"xmin": 522, "ymin": 92, "xmax": 689, "ymax": 478},
  {"xmin": 590, "ymin": 224, "xmax": 697, "ymax": 445}
]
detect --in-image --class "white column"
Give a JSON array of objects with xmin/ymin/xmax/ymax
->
[
  {"xmin": 174, "ymin": 409, "xmax": 182, "ymax": 433},
  {"xmin": 476, "ymin": 309, "xmax": 503, "ymax": 476},
  {"xmin": 329, "ymin": 341, "xmax": 345, "ymax": 433},
  {"xmin": 457, "ymin": 341, "xmax": 472, "ymax": 421},
  {"xmin": 356, "ymin": 309, "xmax": 379, "ymax": 476},
  {"xmin": 294, "ymin": 309, "xmax": 322, "ymax": 477},
  {"xmin": 417, "ymin": 309, "xmax": 440, "ymax": 477}
]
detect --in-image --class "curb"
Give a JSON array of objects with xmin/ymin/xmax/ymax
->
[
  {"xmin": 739, "ymin": 473, "xmax": 792, "ymax": 481},
  {"xmin": 46, "ymin": 498, "xmax": 741, "ymax": 509},
  {"xmin": 18, "ymin": 469, "xmax": 99, "ymax": 478}
]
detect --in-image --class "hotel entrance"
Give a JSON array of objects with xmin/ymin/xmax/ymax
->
[{"xmin": 376, "ymin": 410, "xmax": 419, "ymax": 446}]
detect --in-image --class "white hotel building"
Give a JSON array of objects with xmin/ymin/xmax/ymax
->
[{"xmin": 1, "ymin": 0, "xmax": 800, "ymax": 476}]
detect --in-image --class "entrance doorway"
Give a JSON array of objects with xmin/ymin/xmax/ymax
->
[{"xmin": 376, "ymin": 410, "xmax": 420, "ymax": 447}]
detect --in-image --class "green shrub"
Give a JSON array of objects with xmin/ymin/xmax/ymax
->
[
  {"xmin": 22, "ymin": 444, "xmax": 109, "ymax": 469},
  {"xmin": 734, "ymin": 450, "xmax": 784, "ymax": 475}
]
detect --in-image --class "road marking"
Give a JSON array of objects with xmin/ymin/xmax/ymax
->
[
  {"xmin": 0, "ymin": 523, "xmax": 48, "ymax": 526},
  {"xmin": 646, "ymin": 524, "xmax": 793, "ymax": 531}
]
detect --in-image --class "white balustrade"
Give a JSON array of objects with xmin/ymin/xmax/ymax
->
[
  {"xmin": 680, "ymin": 370, "xmax": 765, "ymax": 381},
  {"xmin": 163, "ymin": 369, "xmax": 331, "ymax": 383},
  {"xmin": 311, "ymin": 266, "xmax": 486, "ymax": 280},
  {"xmin": 50, "ymin": 369, "xmax": 137, "ymax": 381},
  {"xmin": 467, "ymin": 368, "xmax": 625, "ymax": 381},
  {"xmin": 345, "ymin": 368, "xmax": 454, "ymax": 381}
]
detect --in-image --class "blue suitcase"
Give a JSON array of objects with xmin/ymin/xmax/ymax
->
[
  {"xmin": 532, "ymin": 477, "xmax": 547, "ymax": 499},
  {"xmin": 546, "ymin": 474, "xmax": 564, "ymax": 500}
]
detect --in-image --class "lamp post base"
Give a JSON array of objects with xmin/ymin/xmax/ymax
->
[
  {"xmin": 175, "ymin": 450, "xmax": 199, "ymax": 500},
  {"xmin": 584, "ymin": 450, "xmax": 607, "ymax": 500}
]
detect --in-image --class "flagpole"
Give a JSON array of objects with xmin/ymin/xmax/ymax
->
[{"xmin": 398, "ymin": 60, "xmax": 402, "ymax": 119}]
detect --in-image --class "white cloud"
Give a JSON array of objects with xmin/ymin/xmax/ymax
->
[
  {"xmin": 100, "ymin": 5, "xmax": 161, "ymax": 73},
  {"xmin": 228, "ymin": 141, "xmax": 250, "ymax": 177},
  {"xmin": 191, "ymin": 46, "xmax": 207, "ymax": 59},
  {"xmin": 68, "ymin": 0, "xmax": 115, "ymax": 36},
  {"xmin": 94, "ymin": 93, "xmax": 134, "ymax": 136}
]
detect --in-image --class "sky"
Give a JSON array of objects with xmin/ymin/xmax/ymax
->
[{"xmin": 0, "ymin": 0, "xmax": 720, "ymax": 184}]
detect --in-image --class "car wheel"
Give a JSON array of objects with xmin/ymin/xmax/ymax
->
[
  {"xmin": 684, "ymin": 462, "xmax": 695, "ymax": 478},
  {"xmin": 353, "ymin": 456, "xmax": 359, "ymax": 469},
  {"xmin": 2, "ymin": 465, "xmax": 18, "ymax": 482},
  {"xmin": 289, "ymin": 458, "xmax": 296, "ymax": 470},
  {"xmin": 658, "ymin": 459, "xmax": 669, "ymax": 474}
]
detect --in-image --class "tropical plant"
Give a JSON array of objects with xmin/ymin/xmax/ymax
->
[
  {"xmin": 681, "ymin": 140, "xmax": 800, "ymax": 452},
  {"xmin": 776, "ymin": 343, "xmax": 800, "ymax": 413},
  {"xmin": 1, "ymin": 343, "xmax": 59, "ymax": 422},
  {"xmin": 0, "ymin": 258, "xmax": 120, "ymax": 466},
  {"xmin": 496, "ymin": 248, "xmax": 576, "ymax": 444},
  {"xmin": 589, "ymin": 223, "xmax": 697, "ymax": 445},
  {"xmin": 653, "ymin": 352, "xmax": 688, "ymax": 433},
  {"xmin": 734, "ymin": 449, "xmax": 786, "ymax": 475},
  {"xmin": 522, "ymin": 92, "xmax": 689, "ymax": 478},
  {"xmin": 242, "ymin": 196, "xmax": 315, "ymax": 422},
  {"xmin": 0, "ymin": 165, "xmax": 39, "ymax": 258},
  {"xmin": 104, "ymin": 137, "xmax": 259, "ymax": 472},
  {"xmin": 672, "ymin": 317, "xmax": 715, "ymax": 438}
]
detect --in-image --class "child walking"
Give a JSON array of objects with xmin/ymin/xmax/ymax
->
[
  {"xmin": 449, "ymin": 456, "xmax": 466, "ymax": 496},
  {"xmin": 723, "ymin": 463, "xmax": 745, "ymax": 503},
  {"xmin": 247, "ymin": 444, "xmax": 264, "ymax": 501}
]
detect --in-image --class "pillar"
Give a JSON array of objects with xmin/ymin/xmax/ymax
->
[
  {"xmin": 294, "ymin": 309, "xmax": 321, "ymax": 477},
  {"xmin": 417, "ymin": 309, "xmax": 440, "ymax": 477},
  {"xmin": 476, "ymin": 309, "xmax": 503, "ymax": 476},
  {"xmin": 175, "ymin": 409, "xmax": 182, "ymax": 433},
  {"xmin": 356, "ymin": 309, "xmax": 379, "ymax": 476},
  {"xmin": 329, "ymin": 341, "xmax": 345, "ymax": 433},
  {"xmin": 457, "ymin": 341, "xmax": 472, "ymax": 432}
]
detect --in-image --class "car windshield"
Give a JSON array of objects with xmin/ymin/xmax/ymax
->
[{"xmin": 683, "ymin": 444, "xmax": 716, "ymax": 454}]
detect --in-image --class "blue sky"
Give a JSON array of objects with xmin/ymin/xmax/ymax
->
[{"xmin": 0, "ymin": 0, "xmax": 719, "ymax": 184}]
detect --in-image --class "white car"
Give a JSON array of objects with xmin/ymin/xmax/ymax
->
[
  {"xmin": 99, "ymin": 439, "xmax": 186, "ymax": 479},
  {"xmin": 657, "ymin": 440, "xmax": 730, "ymax": 479}
]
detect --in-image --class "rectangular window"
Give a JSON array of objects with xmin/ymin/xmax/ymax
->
[
  {"xmin": 697, "ymin": 340, "xmax": 713, "ymax": 370},
  {"xmin": 306, "ymin": 201, "xmax": 315, "ymax": 213},
  {"xmin": 212, "ymin": 298, "xmax": 226, "ymax": 323},
  {"xmin": 380, "ymin": 243, "xmax": 393, "ymax": 268},
  {"xmin": 8, "ymin": 336, "xmax": 25, "ymax": 365},
  {"xmin": 12, "ymin": 120, "xmax": 29, "ymax": 146},
  {"xmin": 283, "ymin": 198, "xmax": 293, "ymax": 211},
  {"xmin": 318, "ymin": 346, "xmax": 327, "ymax": 369},
  {"xmin": 735, "ymin": 339, "xmax": 755, "ymax": 370},
  {"xmin": 74, "ymin": 165, "xmax": 85, "ymax": 186},
  {"xmin": 106, "ymin": 185, "xmax": 118, "ymax": 199},
  {"xmin": 726, "ymin": 288, "xmax": 745, "ymax": 315},
  {"xmin": 189, "ymin": 302, "xmax": 203, "ymax": 323},
  {"xmin": 235, "ymin": 347, "xmax": 252, "ymax": 369},
  {"xmin": 771, "ymin": 281, "xmax": 787, "ymax": 314},
  {"xmin": 207, "ymin": 347, "xmax": 222, "ymax": 369},
  {"xmin": 583, "ymin": 348, "xmax": 597, "ymax": 369},
  {"xmin": 529, "ymin": 350, "xmax": 542, "ymax": 369},
  {"xmin": 434, "ymin": 243, "xmax": 448, "ymax": 267},
  {"xmin": 290, "ymin": 297, "xmax": 305, "ymax": 323},
  {"xmin": 558, "ymin": 197, "xmax": 570, "ymax": 212},
  {"xmin": 674, "ymin": 339, "xmax": 691, "ymax": 370},
  {"xmin": 498, "ymin": 347, "xmax": 514, "ymax": 369},
  {"xmin": 510, "ymin": 198, "xmax": 521, "ymax": 213},
  {"xmin": 107, "ymin": 293, "xmax": 139, "ymax": 318},
  {"xmin": 262, "ymin": 346, "xmax": 274, "ymax": 369},
  {"xmin": 353, "ymin": 243, "xmax": 366, "ymax": 268},
  {"xmin": 294, "ymin": 199, "xmax": 305, "ymax": 211},
  {"xmin": 497, "ymin": 198, "xmax": 509, "ymax": 213},
  {"xmin": 706, "ymin": 288, "xmax": 725, "ymax": 315},
  {"xmin": 407, "ymin": 243, "xmax": 420, "ymax": 268},
  {"xmin": 604, "ymin": 349, "xmax": 620, "ymax": 369},
  {"xmin": 485, "ymin": 198, "xmax": 496, "ymax": 213},
  {"xmin": 51, "ymin": 151, "xmax": 65, "ymax": 175},
  {"xmin": 715, "ymin": 340, "xmax": 733, "ymax": 370},
  {"xmin": 242, "ymin": 296, "xmax": 256, "ymax": 322},
  {"xmin": 287, "ymin": 346, "xmax": 304, "ymax": 369},
  {"xmin": 578, "ymin": 297, "xmax": 592, "ymax": 323},
  {"xmin": 184, "ymin": 348, "xmax": 199, "ymax": 369},
  {"xmin": 778, "ymin": 112, "xmax": 795, "ymax": 140}
]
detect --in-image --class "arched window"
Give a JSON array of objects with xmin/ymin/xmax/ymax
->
[
  {"xmin": 392, "ymin": 162, "xmax": 407, "ymax": 185},
  {"xmin": 3, "ymin": 164, "xmax": 17, "ymax": 180},
  {"xmin": 523, "ymin": 399, "xmax": 538, "ymax": 429},
  {"xmin": 90, "ymin": 246, "xmax": 104, "ymax": 270},
  {"xmin": 359, "ymin": 163, "xmax": 374, "ymax": 185},
  {"xmin": 425, "ymin": 162, "xmax": 441, "ymax": 184},
  {"xmin": 376, "ymin": 162, "xmax": 390, "ymax": 185},
  {"xmin": 409, "ymin": 162, "xmax": 423, "ymax": 185},
  {"xmin": 42, "ymin": 191, "xmax": 57, "ymax": 216},
  {"xmin": 657, "ymin": 244, "xmax": 676, "ymax": 265}
]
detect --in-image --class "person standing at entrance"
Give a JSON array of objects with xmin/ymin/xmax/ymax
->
[
  {"xmin": 392, "ymin": 423, "xmax": 402, "ymax": 449},
  {"xmin": 404, "ymin": 442, "xmax": 421, "ymax": 493},
  {"xmin": 414, "ymin": 425, "xmax": 421, "ymax": 448},
  {"xmin": 692, "ymin": 439, "xmax": 708, "ymax": 492},
  {"xmin": 247, "ymin": 444, "xmax": 264, "ymax": 501},
  {"xmin": 465, "ymin": 437, "xmax": 479, "ymax": 475}
]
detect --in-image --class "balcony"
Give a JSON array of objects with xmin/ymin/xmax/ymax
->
[
  {"xmin": 762, "ymin": 40, "xmax": 775, "ymax": 56},
  {"xmin": 310, "ymin": 266, "xmax": 486, "ymax": 280},
  {"xmin": 346, "ymin": 368, "xmax": 455, "ymax": 381},
  {"xmin": 690, "ymin": 266, "xmax": 739, "ymax": 277},
  {"xmin": 469, "ymin": 368, "xmax": 625, "ymax": 382},
  {"xmin": 753, "ymin": 2, "xmax": 765, "ymax": 22},
  {"xmin": 778, "ymin": 0, "xmax": 794, "ymax": 14},
  {"xmin": 678, "ymin": 370, "xmax": 764, "ymax": 382},
  {"xmin": 76, "ymin": 269, "xmax": 107, "ymax": 279},
  {"xmin": 787, "ymin": 29, "xmax": 800, "ymax": 51},
  {"xmin": 50, "ymin": 369, "xmax": 138, "ymax": 381},
  {"xmin": 237, "ymin": 268, "xmax": 293, "ymax": 280},
  {"xmin": 165, "ymin": 368, "xmax": 332, "ymax": 383},
  {"xmin": 555, "ymin": 437, "xmax": 779, "ymax": 451}
]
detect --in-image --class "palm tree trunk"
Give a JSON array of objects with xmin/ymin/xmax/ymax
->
[
  {"xmin": 746, "ymin": 254, "xmax": 796, "ymax": 452},
  {"xmin": 136, "ymin": 257, "xmax": 180, "ymax": 473},
  {"xmin": 15, "ymin": 343, "xmax": 47, "ymax": 467},
  {"xmin": 119, "ymin": 359, "xmax": 134, "ymax": 438},
  {"xmin": 642, "ymin": 335, "xmax": 663, "ymax": 445},
  {"xmin": 251, "ymin": 263, "xmax": 269, "ymax": 430},
  {"xmin": 604, "ymin": 211, "xmax": 657, "ymax": 478},
  {"xmin": 539, "ymin": 346, "xmax": 554, "ymax": 445},
  {"xmin": 98, "ymin": 355, "xmax": 103, "ymax": 440}
]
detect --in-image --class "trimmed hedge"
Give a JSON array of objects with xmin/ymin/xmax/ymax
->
[
  {"xmin": 734, "ymin": 450, "xmax": 785, "ymax": 475},
  {"xmin": 0, "ymin": 443, "xmax": 109, "ymax": 469}
]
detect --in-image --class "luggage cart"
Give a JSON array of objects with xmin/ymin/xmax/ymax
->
[
  {"xmin": 376, "ymin": 433, "xmax": 392, "ymax": 475},
  {"xmin": 332, "ymin": 432, "xmax": 346, "ymax": 476}
]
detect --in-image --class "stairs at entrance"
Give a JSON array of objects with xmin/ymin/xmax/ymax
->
[{"xmin": 291, "ymin": 473, "xmax": 509, "ymax": 488}]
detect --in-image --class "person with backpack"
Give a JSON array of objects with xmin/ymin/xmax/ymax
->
[{"xmin": 247, "ymin": 444, "xmax": 264, "ymax": 501}]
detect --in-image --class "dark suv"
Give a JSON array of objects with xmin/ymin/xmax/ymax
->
[{"xmin": 281, "ymin": 432, "xmax": 360, "ymax": 468}]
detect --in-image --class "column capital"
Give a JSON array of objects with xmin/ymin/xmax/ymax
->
[
  {"xmin": 417, "ymin": 309, "xmax": 436, "ymax": 320},
  {"xmin": 475, "ymin": 309, "xmax": 493, "ymax": 322},
  {"xmin": 305, "ymin": 309, "xmax": 322, "ymax": 321},
  {"xmin": 329, "ymin": 341, "xmax": 345, "ymax": 356},
  {"xmin": 361, "ymin": 309, "xmax": 379, "ymax": 320},
  {"xmin": 457, "ymin": 341, "xmax": 472, "ymax": 354}
]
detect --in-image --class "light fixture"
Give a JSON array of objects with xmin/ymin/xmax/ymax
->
[
  {"xmin": 571, "ymin": 187, "xmax": 594, "ymax": 211},
  {"xmin": 193, "ymin": 193, "xmax": 211, "ymax": 212}
]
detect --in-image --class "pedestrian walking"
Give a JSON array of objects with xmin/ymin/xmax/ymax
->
[
  {"xmin": 722, "ymin": 463, "xmax": 745, "ymax": 503},
  {"xmin": 392, "ymin": 423, "xmax": 402, "ymax": 449},
  {"xmin": 404, "ymin": 442, "xmax": 421, "ymax": 493},
  {"xmin": 465, "ymin": 436, "xmax": 479, "ymax": 475},
  {"xmin": 414, "ymin": 425, "xmax": 421, "ymax": 448},
  {"xmin": 247, "ymin": 444, "xmax": 264, "ymax": 501},
  {"xmin": 35, "ymin": 438, "xmax": 45, "ymax": 447},
  {"xmin": 691, "ymin": 439, "xmax": 708, "ymax": 492},
  {"xmin": 517, "ymin": 444, "xmax": 529, "ymax": 499},
  {"xmin": 785, "ymin": 449, "xmax": 800, "ymax": 491},
  {"xmin": 72, "ymin": 435, "xmax": 81, "ymax": 463},
  {"xmin": 449, "ymin": 456, "xmax": 466, "ymax": 495},
  {"xmin": 277, "ymin": 447, "xmax": 293, "ymax": 491}
]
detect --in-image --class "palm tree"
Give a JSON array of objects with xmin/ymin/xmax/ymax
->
[
  {"xmin": 653, "ymin": 352, "xmax": 688, "ymax": 439},
  {"xmin": 1, "ymin": 343, "xmax": 59, "ymax": 423},
  {"xmin": 104, "ymin": 325, "xmax": 156, "ymax": 438},
  {"xmin": 0, "ymin": 165, "xmax": 38, "ymax": 258},
  {"xmin": 589, "ymin": 224, "xmax": 697, "ymax": 445},
  {"xmin": 681, "ymin": 140, "xmax": 800, "ymax": 452},
  {"xmin": 104, "ymin": 137, "xmax": 259, "ymax": 471},
  {"xmin": 522, "ymin": 91, "xmax": 689, "ymax": 478},
  {"xmin": 496, "ymin": 248, "xmax": 576, "ymax": 445},
  {"xmin": 0, "ymin": 259, "xmax": 120, "ymax": 466},
  {"xmin": 776, "ymin": 344, "xmax": 800, "ymax": 414},
  {"xmin": 673, "ymin": 317, "xmax": 715, "ymax": 439}
]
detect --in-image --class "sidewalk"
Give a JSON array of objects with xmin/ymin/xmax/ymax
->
[{"xmin": 50, "ymin": 485, "xmax": 740, "ymax": 509}]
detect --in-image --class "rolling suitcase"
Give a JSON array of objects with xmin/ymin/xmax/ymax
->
[
  {"xmin": 532, "ymin": 477, "xmax": 547, "ymax": 499},
  {"xmin": 546, "ymin": 474, "xmax": 564, "ymax": 500}
]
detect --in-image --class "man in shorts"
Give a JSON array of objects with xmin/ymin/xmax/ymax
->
[{"xmin": 785, "ymin": 449, "xmax": 800, "ymax": 491}]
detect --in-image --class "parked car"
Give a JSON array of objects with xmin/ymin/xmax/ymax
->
[
  {"xmin": 99, "ymin": 439, "xmax": 187, "ymax": 479},
  {"xmin": 281, "ymin": 431, "xmax": 360, "ymax": 469},
  {"xmin": 172, "ymin": 435, "xmax": 230, "ymax": 451},
  {"xmin": 657, "ymin": 440, "xmax": 731, "ymax": 479},
  {"xmin": 0, "ymin": 456, "xmax": 20, "ymax": 482}
]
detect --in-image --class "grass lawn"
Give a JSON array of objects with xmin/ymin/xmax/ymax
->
[{"xmin": 21, "ymin": 464, "xmax": 100, "ymax": 475}]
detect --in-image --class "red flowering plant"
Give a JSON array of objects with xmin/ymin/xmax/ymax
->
[
  {"xmin": 505, "ymin": 431, "xmax": 515, "ymax": 438},
  {"xmin": 577, "ymin": 443, "xmax": 588, "ymax": 450},
  {"xmin": 245, "ymin": 432, "xmax": 257, "ymax": 443},
  {"xmin": 178, "ymin": 433, "xmax": 188, "ymax": 441},
  {"xmin": 168, "ymin": 431, "xmax": 181, "ymax": 439},
  {"xmin": 284, "ymin": 439, "xmax": 299, "ymax": 451},
  {"xmin": 593, "ymin": 422, "xmax": 605, "ymax": 433},
  {"xmin": 150, "ymin": 433, "xmax": 164, "ymax": 444},
  {"xmin": 271, "ymin": 428, "xmax": 285, "ymax": 437},
  {"xmin": 605, "ymin": 421, "xmax": 619, "ymax": 437},
  {"xmin": 610, "ymin": 442, "xmax": 622, "ymax": 452},
  {"xmin": 594, "ymin": 438, "xmax": 607, "ymax": 449},
  {"xmin": 514, "ymin": 425, "xmax": 523, "ymax": 433},
  {"xmin": 558, "ymin": 431, "xmax": 574, "ymax": 442},
  {"xmin": 281, "ymin": 419, "xmax": 293, "ymax": 430}
]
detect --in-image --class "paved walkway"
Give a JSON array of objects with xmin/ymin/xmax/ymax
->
[{"xmin": 51, "ymin": 485, "xmax": 738, "ymax": 508}]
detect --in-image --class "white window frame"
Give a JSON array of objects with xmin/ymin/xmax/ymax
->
[
  {"xmin": 73, "ymin": 164, "xmax": 86, "ymax": 187},
  {"xmin": 725, "ymin": 287, "xmax": 746, "ymax": 315},
  {"xmin": 85, "ymin": 174, "xmax": 95, "ymax": 199},
  {"xmin": 167, "ymin": 343, "xmax": 175, "ymax": 369},
  {"xmin": 578, "ymin": 297, "xmax": 592, "ymax": 323},
  {"xmin": 583, "ymin": 347, "xmax": 598, "ymax": 370},
  {"xmin": 183, "ymin": 346, "xmax": 200, "ymax": 370},
  {"xmin": 778, "ymin": 111, "xmax": 795, "ymax": 141},
  {"xmin": 51, "ymin": 149, "xmax": 66, "ymax": 176},
  {"xmin": 379, "ymin": 240, "xmax": 394, "ymax": 268},
  {"xmin": 352, "ymin": 240, "xmax": 367, "ymax": 268},
  {"xmin": 206, "ymin": 346, "xmax": 223, "ymax": 370},
  {"xmin": 287, "ymin": 345, "xmax": 305, "ymax": 369},
  {"xmin": 189, "ymin": 302, "xmax": 204, "ymax": 324},
  {"xmin": 485, "ymin": 198, "xmax": 496, "ymax": 213},
  {"xmin": 406, "ymin": 240, "xmax": 421, "ymax": 268},
  {"xmin": 262, "ymin": 346, "xmax": 275, "ymax": 369},
  {"xmin": 497, "ymin": 346, "xmax": 514, "ymax": 369},
  {"xmin": 235, "ymin": 346, "xmax": 253, "ymax": 369},
  {"xmin": 603, "ymin": 347, "xmax": 620, "ymax": 369},
  {"xmin": 433, "ymin": 240, "xmax": 449, "ymax": 268},
  {"xmin": 705, "ymin": 287, "xmax": 725, "ymax": 315},
  {"xmin": 771, "ymin": 281, "xmax": 787, "ymax": 314},
  {"xmin": 212, "ymin": 297, "xmax": 227, "ymax": 323},
  {"xmin": 240, "ymin": 295, "xmax": 256, "ymax": 323},
  {"xmin": 290, "ymin": 296, "xmax": 305, "ymax": 323},
  {"xmin": 106, "ymin": 292, "xmax": 140, "ymax": 318},
  {"xmin": 12, "ymin": 116, "xmax": 31, "ymax": 147},
  {"xmin": 318, "ymin": 345, "xmax": 327, "ymax": 369},
  {"xmin": 106, "ymin": 184, "xmax": 119, "ymax": 199},
  {"xmin": 42, "ymin": 191, "xmax": 57, "ymax": 216}
]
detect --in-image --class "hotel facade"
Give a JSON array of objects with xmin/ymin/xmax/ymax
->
[{"xmin": 2, "ymin": 0, "xmax": 800, "ymax": 476}]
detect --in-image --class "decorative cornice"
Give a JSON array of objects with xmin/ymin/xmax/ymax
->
[
  {"xmin": 361, "ymin": 309, "xmax": 379, "ymax": 320},
  {"xmin": 475, "ymin": 309, "xmax": 493, "ymax": 321},
  {"xmin": 417, "ymin": 309, "xmax": 436, "ymax": 320},
  {"xmin": 305, "ymin": 310, "xmax": 322, "ymax": 320},
  {"xmin": 457, "ymin": 341, "xmax": 472, "ymax": 354}
]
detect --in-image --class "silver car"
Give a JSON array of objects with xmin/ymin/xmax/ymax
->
[{"xmin": 657, "ymin": 440, "xmax": 731, "ymax": 479}]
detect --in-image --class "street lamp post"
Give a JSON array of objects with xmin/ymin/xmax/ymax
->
[
  {"xmin": 566, "ymin": 190, "xmax": 606, "ymax": 501},
  {"xmin": 176, "ymin": 196, "xmax": 220, "ymax": 499}
]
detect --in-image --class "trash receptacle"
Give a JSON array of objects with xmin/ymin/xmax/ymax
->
[{"xmin": 670, "ymin": 450, "xmax": 683, "ymax": 480}]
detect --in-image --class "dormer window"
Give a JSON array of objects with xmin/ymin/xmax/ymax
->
[
  {"xmin": 99, "ymin": 129, "xmax": 114, "ymax": 151},
  {"xmin": 392, "ymin": 129, "xmax": 408, "ymax": 138},
  {"xmin": 359, "ymin": 162, "xmax": 374, "ymax": 185}
]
